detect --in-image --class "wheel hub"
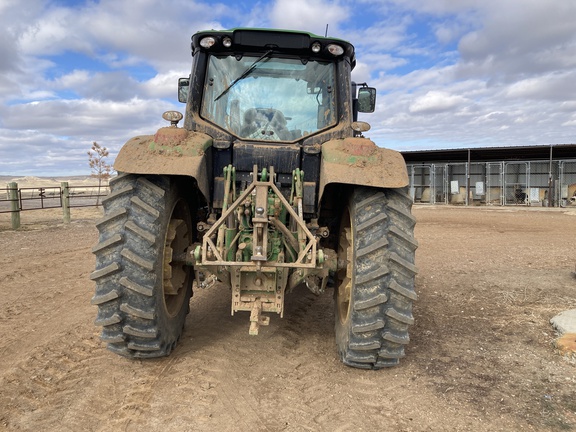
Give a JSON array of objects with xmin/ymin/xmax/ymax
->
[
  {"xmin": 163, "ymin": 217, "xmax": 188, "ymax": 315},
  {"xmin": 336, "ymin": 220, "xmax": 353, "ymax": 324}
]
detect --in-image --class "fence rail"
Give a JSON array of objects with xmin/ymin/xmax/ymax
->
[
  {"xmin": 14, "ymin": 186, "xmax": 63, "ymax": 211},
  {"xmin": 1, "ymin": 181, "xmax": 109, "ymax": 229}
]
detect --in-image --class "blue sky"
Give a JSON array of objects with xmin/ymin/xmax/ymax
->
[{"xmin": 0, "ymin": 0, "xmax": 575, "ymax": 176}]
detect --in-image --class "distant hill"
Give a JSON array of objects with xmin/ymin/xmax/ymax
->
[{"xmin": 1, "ymin": 175, "xmax": 110, "ymax": 188}]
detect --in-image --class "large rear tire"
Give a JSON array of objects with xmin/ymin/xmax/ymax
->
[
  {"xmin": 90, "ymin": 174, "xmax": 193, "ymax": 358},
  {"xmin": 335, "ymin": 187, "xmax": 418, "ymax": 369}
]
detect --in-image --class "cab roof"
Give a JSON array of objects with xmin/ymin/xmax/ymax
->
[{"xmin": 191, "ymin": 28, "xmax": 356, "ymax": 69}]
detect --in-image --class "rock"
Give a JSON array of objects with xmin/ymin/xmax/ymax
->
[{"xmin": 550, "ymin": 309, "xmax": 576, "ymax": 335}]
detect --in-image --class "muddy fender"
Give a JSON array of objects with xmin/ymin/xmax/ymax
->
[
  {"xmin": 114, "ymin": 127, "xmax": 212, "ymax": 201},
  {"xmin": 319, "ymin": 138, "xmax": 408, "ymax": 201}
]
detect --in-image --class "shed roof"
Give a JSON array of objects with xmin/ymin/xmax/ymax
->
[{"xmin": 401, "ymin": 144, "xmax": 576, "ymax": 163}]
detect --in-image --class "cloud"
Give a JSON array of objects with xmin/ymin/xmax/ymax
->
[
  {"xmin": 0, "ymin": 30, "xmax": 21, "ymax": 74},
  {"xmin": 505, "ymin": 71, "xmax": 576, "ymax": 101},
  {"xmin": 1, "ymin": 98, "xmax": 171, "ymax": 136},
  {"xmin": 142, "ymin": 71, "xmax": 189, "ymax": 99},
  {"xmin": 457, "ymin": 1, "xmax": 576, "ymax": 79},
  {"xmin": 52, "ymin": 70, "xmax": 91, "ymax": 90},
  {"xmin": 409, "ymin": 90, "xmax": 468, "ymax": 114},
  {"xmin": 269, "ymin": 0, "xmax": 349, "ymax": 35},
  {"xmin": 356, "ymin": 53, "xmax": 408, "ymax": 77},
  {"xmin": 69, "ymin": 71, "xmax": 142, "ymax": 101},
  {"xmin": 433, "ymin": 20, "xmax": 469, "ymax": 45},
  {"xmin": 0, "ymin": 97, "xmax": 178, "ymax": 175},
  {"xmin": 0, "ymin": 129, "xmax": 91, "ymax": 174},
  {"xmin": 16, "ymin": 0, "xmax": 230, "ymax": 72}
]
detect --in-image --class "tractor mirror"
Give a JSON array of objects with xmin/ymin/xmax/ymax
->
[
  {"xmin": 357, "ymin": 87, "xmax": 376, "ymax": 113},
  {"xmin": 178, "ymin": 78, "xmax": 190, "ymax": 103}
]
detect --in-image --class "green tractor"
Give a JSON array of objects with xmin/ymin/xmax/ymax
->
[{"xmin": 90, "ymin": 28, "xmax": 418, "ymax": 369}]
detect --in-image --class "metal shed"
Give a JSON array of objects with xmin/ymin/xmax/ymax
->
[{"xmin": 401, "ymin": 144, "xmax": 576, "ymax": 207}]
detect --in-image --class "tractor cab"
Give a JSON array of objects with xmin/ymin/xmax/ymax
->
[{"xmin": 178, "ymin": 29, "xmax": 375, "ymax": 144}]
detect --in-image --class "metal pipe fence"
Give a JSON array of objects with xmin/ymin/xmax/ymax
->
[
  {"xmin": 16, "ymin": 186, "xmax": 63, "ymax": 211},
  {"xmin": 1, "ymin": 182, "xmax": 109, "ymax": 229},
  {"xmin": 408, "ymin": 159, "xmax": 576, "ymax": 207}
]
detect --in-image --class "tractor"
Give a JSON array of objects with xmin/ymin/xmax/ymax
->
[{"xmin": 90, "ymin": 28, "xmax": 418, "ymax": 369}]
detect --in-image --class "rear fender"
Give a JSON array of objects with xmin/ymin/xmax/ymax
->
[
  {"xmin": 318, "ymin": 137, "xmax": 408, "ymax": 201},
  {"xmin": 114, "ymin": 127, "xmax": 212, "ymax": 202}
]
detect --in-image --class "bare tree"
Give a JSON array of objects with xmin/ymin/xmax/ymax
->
[{"xmin": 88, "ymin": 142, "xmax": 113, "ymax": 206}]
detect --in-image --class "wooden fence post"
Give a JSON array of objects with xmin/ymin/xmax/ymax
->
[
  {"xmin": 61, "ymin": 182, "xmax": 71, "ymax": 224},
  {"xmin": 8, "ymin": 182, "xmax": 20, "ymax": 229}
]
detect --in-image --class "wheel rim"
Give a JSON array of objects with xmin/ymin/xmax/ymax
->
[
  {"xmin": 162, "ymin": 200, "xmax": 191, "ymax": 317},
  {"xmin": 336, "ymin": 208, "xmax": 353, "ymax": 324}
]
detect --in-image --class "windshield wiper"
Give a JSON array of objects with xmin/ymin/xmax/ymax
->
[{"xmin": 214, "ymin": 50, "xmax": 273, "ymax": 102}]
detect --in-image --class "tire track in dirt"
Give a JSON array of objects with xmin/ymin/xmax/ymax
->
[
  {"xmin": 90, "ymin": 282, "xmax": 247, "ymax": 431},
  {"xmin": 0, "ymin": 245, "xmax": 96, "ymax": 370},
  {"xmin": 1, "ymin": 320, "xmax": 195, "ymax": 431},
  {"xmin": 0, "ymin": 325, "xmax": 104, "ymax": 430},
  {"xmin": 171, "ymin": 284, "xmax": 275, "ymax": 431},
  {"xmin": 200, "ymin": 287, "xmax": 363, "ymax": 431},
  {"xmin": 3, "ymin": 208, "xmax": 574, "ymax": 431}
]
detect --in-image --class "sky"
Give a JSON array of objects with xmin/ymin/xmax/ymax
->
[{"xmin": 0, "ymin": 0, "xmax": 575, "ymax": 176}]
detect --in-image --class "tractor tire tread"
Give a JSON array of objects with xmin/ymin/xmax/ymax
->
[
  {"xmin": 92, "ymin": 174, "xmax": 192, "ymax": 359},
  {"xmin": 336, "ymin": 187, "xmax": 418, "ymax": 370}
]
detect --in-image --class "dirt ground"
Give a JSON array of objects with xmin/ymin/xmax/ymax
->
[{"xmin": 1, "ymin": 205, "xmax": 575, "ymax": 431}]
